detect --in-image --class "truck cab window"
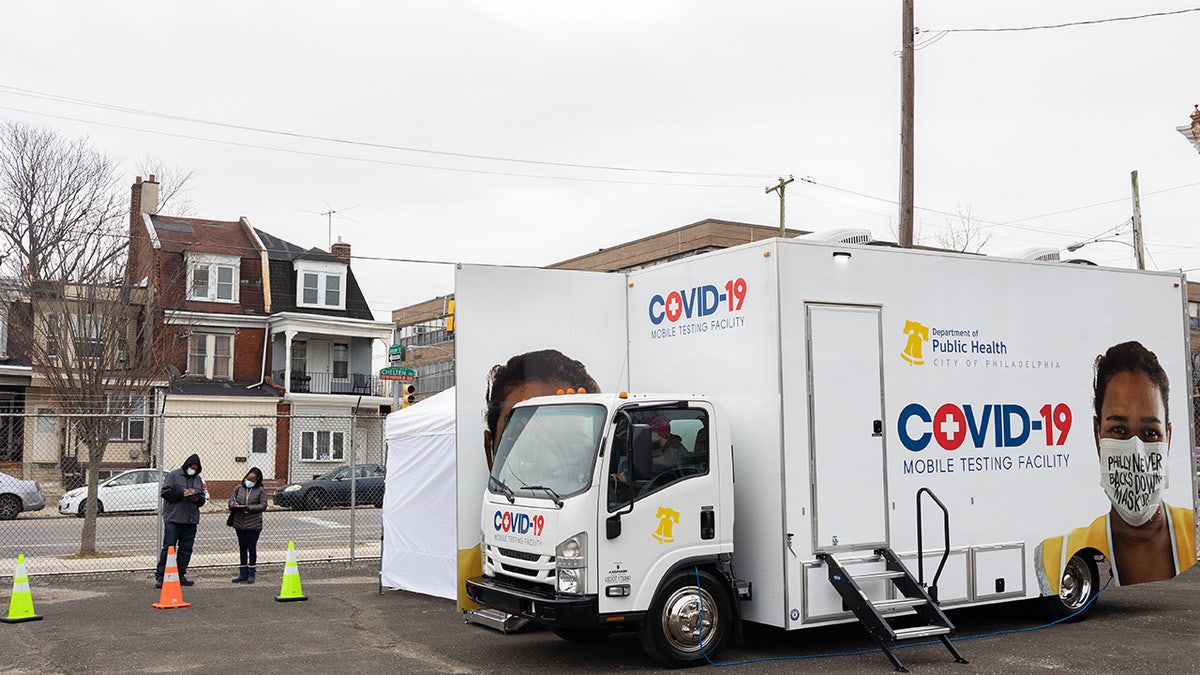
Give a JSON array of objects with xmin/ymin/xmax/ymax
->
[{"xmin": 608, "ymin": 408, "xmax": 709, "ymax": 511}]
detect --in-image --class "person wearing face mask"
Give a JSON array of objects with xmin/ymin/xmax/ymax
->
[
  {"xmin": 1038, "ymin": 341, "xmax": 1195, "ymax": 596},
  {"xmin": 227, "ymin": 467, "xmax": 268, "ymax": 584},
  {"xmin": 155, "ymin": 453, "xmax": 206, "ymax": 589}
]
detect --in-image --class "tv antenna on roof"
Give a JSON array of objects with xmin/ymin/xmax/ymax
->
[{"xmin": 301, "ymin": 200, "xmax": 359, "ymax": 250}]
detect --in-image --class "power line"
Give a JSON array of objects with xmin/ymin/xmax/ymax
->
[
  {"xmin": 0, "ymin": 104, "xmax": 760, "ymax": 189},
  {"xmin": 0, "ymin": 84, "xmax": 776, "ymax": 180},
  {"xmin": 921, "ymin": 7, "xmax": 1200, "ymax": 33}
]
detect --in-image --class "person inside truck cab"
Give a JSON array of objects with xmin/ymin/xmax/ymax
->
[
  {"xmin": 483, "ymin": 348, "xmax": 599, "ymax": 472},
  {"xmin": 1037, "ymin": 341, "xmax": 1195, "ymax": 593},
  {"xmin": 646, "ymin": 417, "xmax": 688, "ymax": 471}
]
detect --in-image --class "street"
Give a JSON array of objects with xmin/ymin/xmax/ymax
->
[{"xmin": 2, "ymin": 562, "xmax": 1199, "ymax": 673}]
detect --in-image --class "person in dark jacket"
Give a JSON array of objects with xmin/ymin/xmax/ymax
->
[
  {"xmin": 228, "ymin": 467, "xmax": 268, "ymax": 584},
  {"xmin": 155, "ymin": 453, "xmax": 206, "ymax": 588}
]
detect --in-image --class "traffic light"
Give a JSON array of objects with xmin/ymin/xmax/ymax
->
[{"xmin": 400, "ymin": 383, "xmax": 416, "ymax": 408}]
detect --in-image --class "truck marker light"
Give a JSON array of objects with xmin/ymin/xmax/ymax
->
[{"xmin": 606, "ymin": 585, "xmax": 631, "ymax": 597}]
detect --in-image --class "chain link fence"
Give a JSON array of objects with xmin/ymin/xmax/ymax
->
[{"xmin": 1, "ymin": 409, "xmax": 387, "ymax": 577}]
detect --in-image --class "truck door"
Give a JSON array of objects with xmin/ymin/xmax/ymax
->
[
  {"xmin": 597, "ymin": 404, "xmax": 718, "ymax": 613},
  {"xmin": 807, "ymin": 304, "xmax": 888, "ymax": 551}
]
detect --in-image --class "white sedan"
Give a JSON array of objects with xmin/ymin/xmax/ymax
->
[{"xmin": 59, "ymin": 469, "xmax": 167, "ymax": 517}]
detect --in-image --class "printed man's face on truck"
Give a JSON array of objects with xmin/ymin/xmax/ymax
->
[{"xmin": 485, "ymin": 379, "xmax": 573, "ymax": 472}]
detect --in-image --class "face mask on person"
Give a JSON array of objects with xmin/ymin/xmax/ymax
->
[
  {"xmin": 244, "ymin": 480, "xmax": 255, "ymax": 489},
  {"xmin": 186, "ymin": 468, "xmax": 197, "ymax": 477},
  {"xmin": 1099, "ymin": 437, "xmax": 1167, "ymax": 527}
]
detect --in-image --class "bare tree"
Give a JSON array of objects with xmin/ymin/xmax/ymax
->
[
  {"xmin": 18, "ymin": 276, "xmax": 175, "ymax": 554},
  {"xmin": 936, "ymin": 204, "xmax": 993, "ymax": 254},
  {"xmin": 0, "ymin": 121, "xmax": 183, "ymax": 554},
  {"xmin": 0, "ymin": 121, "xmax": 125, "ymax": 283}
]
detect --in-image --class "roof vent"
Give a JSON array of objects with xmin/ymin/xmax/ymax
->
[
  {"xmin": 1007, "ymin": 246, "xmax": 1062, "ymax": 262},
  {"xmin": 795, "ymin": 228, "xmax": 872, "ymax": 245}
]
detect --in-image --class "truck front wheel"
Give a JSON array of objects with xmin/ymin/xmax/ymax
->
[{"xmin": 638, "ymin": 568, "xmax": 732, "ymax": 667}]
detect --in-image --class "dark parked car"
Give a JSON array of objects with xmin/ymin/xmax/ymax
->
[{"xmin": 274, "ymin": 464, "xmax": 386, "ymax": 510}]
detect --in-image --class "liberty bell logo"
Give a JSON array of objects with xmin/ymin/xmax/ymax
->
[
  {"xmin": 901, "ymin": 320, "xmax": 930, "ymax": 366},
  {"xmin": 652, "ymin": 507, "xmax": 680, "ymax": 544}
]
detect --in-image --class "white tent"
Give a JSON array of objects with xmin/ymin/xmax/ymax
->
[{"xmin": 381, "ymin": 386, "xmax": 457, "ymax": 598}]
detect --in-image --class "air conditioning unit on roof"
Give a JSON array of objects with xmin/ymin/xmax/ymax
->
[
  {"xmin": 1007, "ymin": 246, "xmax": 1062, "ymax": 262},
  {"xmin": 794, "ymin": 228, "xmax": 873, "ymax": 245}
]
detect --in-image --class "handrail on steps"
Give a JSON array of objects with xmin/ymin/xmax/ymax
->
[{"xmin": 915, "ymin": 487, "xmax": 950, "ymax": 602}]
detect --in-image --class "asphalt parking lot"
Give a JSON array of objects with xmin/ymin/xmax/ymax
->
[{"xmin": 2, "ymin": 561, "xmax": 1199, "ymax": 674}]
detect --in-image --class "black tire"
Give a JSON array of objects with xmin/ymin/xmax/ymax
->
[
  {"xmin": 638, "ymin": 569, "xmax": 732, "ymax": 667},
  {"xmin": 303, "ymin": 489, "xmax": 326, "ymax": 510},
  {"xmin": 0, "ymin": 494, "xmax": 20, "ymax": 520},
  {"xmin": 552, "ymin": 627, "xmax": 609, "ymax": 643},
  {"xmin": 76, "ymin": 500, "xmax": 104, "ymax": 518},
  {"xmin": 1042, "ymin": 552, "xmax": 1099, "ymax": 621}
]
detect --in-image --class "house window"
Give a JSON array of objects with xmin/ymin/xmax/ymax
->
[
  {"xmin": 188, "ymin": 333, "xmax": 233, "ymax": 380},
  {"xmin": 36, "ymin": 408, "xmax": 55, "ymax": 434},
  {"xmin": 325, "ymin": 275, "xmax": 341, "ymax": 306},
  {"xmin": 45, "ymin": 314, "xmax": 60, "ymax": 357},
  {"xmin": 73, "ymin": 314, "xmax": 103, "ymax": 360},
  {"xmin": 186, "ymin": 253, "xmax": 240, "ymax": 303},
  {"xmin": 333, "ymin": 343, "xmax": 349, "ymax": 379},
  {"xmin": 294, "ymin": 261, "xmax": 347, "ymax": 310},
  {"xmin": 291, "ymin": 340, "xmax": 307, "ymax": 375},
  {"xmin": 1189, "ymin": 301, "xmax": 1199, "ymax": 332},
  {"xmin": 301, "ymin": 430, "xmax": 344, "ymax": 461},
  {"xmin": 250, "ymin": 427, "xmax": 270, "ymax": 454},
  {"xmin": 302, "ymin": 273, "xmax": 319, "ymax": 304},
  {"xmin": 107, "ymin": 397, "xmax": 147, "ymax": 441},
  {"xmin": 0, "ymin": 304, "xmax": 8, "ymax": 358}
]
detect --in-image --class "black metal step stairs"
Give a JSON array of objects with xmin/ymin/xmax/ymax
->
[{"xmin": 817, "ymin": 548, "xmax": 969, "ymax": 672}]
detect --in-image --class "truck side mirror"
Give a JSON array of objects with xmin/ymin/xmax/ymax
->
[{"xmin": 630, "ymin": 424, "xmax": 653, "ymax": 481}]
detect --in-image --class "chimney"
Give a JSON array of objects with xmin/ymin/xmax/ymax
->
[
  {"xmin": 331, "ymin": 236, "xmax": 351, "ymax": 261},
  {"xmin": 130, "ymin": 174, "xmax": 160, "ymax": 216}
]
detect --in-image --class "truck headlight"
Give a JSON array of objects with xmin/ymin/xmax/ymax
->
[{"xmin": 555, "ymin": 532, "xmax": 587, "ymax": 595}]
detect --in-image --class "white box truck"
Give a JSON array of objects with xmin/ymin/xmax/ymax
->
[{"xmin": 456, "ymin": 238, "xmax": 1197, "ymax": 669}]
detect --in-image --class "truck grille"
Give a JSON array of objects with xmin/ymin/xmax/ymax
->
[{"xmin": 485, "ymin": 544, "xmax": 556, "ymax": 584}]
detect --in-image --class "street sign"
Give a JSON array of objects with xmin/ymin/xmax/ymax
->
[
  {"xmin": 379, "ymin": 366, "xmax": 415, "ymax": 382},
  {"xmin": 387, "ymin": 344, "xmax": 404, "ymax": 363}
]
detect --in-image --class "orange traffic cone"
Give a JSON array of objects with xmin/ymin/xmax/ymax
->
[
  {"xmin": 1, "ymin": 554, "xmax": 42, "ymax": 623},
  {"xmin": 153, "ymin": 546, "xmax": 191, "ymax": 609}
]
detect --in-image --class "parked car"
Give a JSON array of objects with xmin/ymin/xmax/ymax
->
[
  {"xmin": 0, "ymin": 471, "xmax": 46, "ymax": 520},
  {"xmin": 274, "ymin": 464, "xmax": 386, "ymax": 510},
  {"xmin": 58, "ymin": 468, "xmax": 167, "ymax": 517}
]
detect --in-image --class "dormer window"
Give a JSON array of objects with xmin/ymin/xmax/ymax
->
[
  {"xmin": 294, "ymin": 259, "xmax": 347, "ymax": 310},
  {"xmin": 186, "ymin": 252, "xmax": 240, "ymax": 303}
]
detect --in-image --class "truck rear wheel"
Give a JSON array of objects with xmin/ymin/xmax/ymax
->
[
  {"xmin": 1042, "ymin": 552, "xmax": 1099, "ymax": 622},
  {"xmin": 638, "ymin": 568, "xmax": 731, "ymax": 667}
]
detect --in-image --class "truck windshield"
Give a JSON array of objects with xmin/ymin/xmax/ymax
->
[{"xmin": 490, "ymin": 403, "xmax": 606, "ymax": 500}]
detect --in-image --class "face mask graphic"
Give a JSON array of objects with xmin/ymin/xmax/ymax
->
[{"xmin": 1099, "ymin": 437, "xmax": 1167, "ymax": 527}]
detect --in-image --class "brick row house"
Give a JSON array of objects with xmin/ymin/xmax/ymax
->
[{"xmin": 120, "ymin": 176, "xmax": 391, "ymax": 495}]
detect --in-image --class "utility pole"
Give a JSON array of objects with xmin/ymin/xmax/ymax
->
[
  {"xmin": 1130, "ymin": 170, "xmax": 1145, "ymax": 270},
  {"xmin": 766, "ymin": 176, "xmax": 795, "ymax": 237},
  {"xmin": 899, "ymin": 0, "xmax": 915, "ymax": 248}
]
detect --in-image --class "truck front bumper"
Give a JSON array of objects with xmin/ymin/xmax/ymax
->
[{"xmin": 466, "ymin": 576, "xmax": 617, "ymax": 628}]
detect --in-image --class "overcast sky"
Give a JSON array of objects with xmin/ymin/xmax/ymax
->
[{"xmin": 3, "ymin": 2, "xmax": 1198, "ymax": 320}]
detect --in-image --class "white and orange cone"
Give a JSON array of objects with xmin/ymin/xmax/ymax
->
[{"xmin": 153, "ymin": 546, "xmax": 191, "ymax": 609}]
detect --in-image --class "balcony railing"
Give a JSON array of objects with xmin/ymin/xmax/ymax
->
[{"xmin": 274, "ymin": 370, "xmax": 387, "ymax": 396}]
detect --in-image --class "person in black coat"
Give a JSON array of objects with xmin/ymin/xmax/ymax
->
[{"xmin": 228, "ymin": 467, "xmax": 268, "ymax": 583}]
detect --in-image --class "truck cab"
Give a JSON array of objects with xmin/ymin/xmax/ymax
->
[{"xmin": 465, "ymin": 392, "xmax": 743, "ymax": 666}]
